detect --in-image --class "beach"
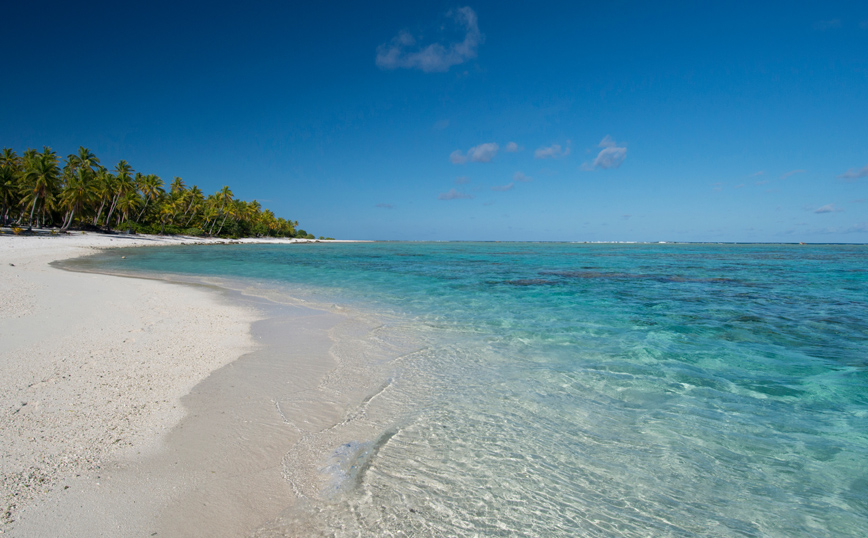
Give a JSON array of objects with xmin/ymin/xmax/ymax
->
[{"xmin": 0, "ymin": 233, "xmax": 344, "ymax": 536}]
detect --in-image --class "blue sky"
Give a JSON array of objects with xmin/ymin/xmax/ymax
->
[{"xmin": 3, "ymin": 1, "xmax": 867, "ymax": 241}]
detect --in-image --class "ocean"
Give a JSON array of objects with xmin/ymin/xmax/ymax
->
[{"xmin": 71, "ymin": 242, "xmax": 868, "ymax": 536}]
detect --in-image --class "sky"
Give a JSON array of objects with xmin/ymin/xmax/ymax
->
[{"xmin": 2, "ymin": 0, "xmax": 867, "ymax": 242}]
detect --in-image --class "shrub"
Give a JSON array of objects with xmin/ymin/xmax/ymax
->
[{"xmin": 117, "ymin": 221, "xmax": 137, "ymax": 232}]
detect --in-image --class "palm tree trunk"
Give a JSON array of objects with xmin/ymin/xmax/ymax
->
[
  {"xmin": 93, "ymin": 198, "xmax": 107, "ymax": 226},
  {"xmin": 62, "ymin": 209, "xmax": 75, "ymax": 231},
  {"xmin": 106, "ymin": 194, "xmax": 121, "ymax": 229},
  {"xmin": 28, "ymin": 194, "xmax": 39, "ymax": 228},
  {"xmin": 215, "ymin": 213, "xmax": 230, "ymax": 236},
  {"xmin": 185, "ymin": 209, "xmax": 197, "ymax": 226},
  {"xmin": 136, "ymin": 197, "xmax": 149, "ymax": 222}
]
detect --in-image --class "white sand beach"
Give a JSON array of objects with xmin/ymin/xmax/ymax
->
[{"xmin": 0, "ymin": 233, "xmax": 346, "ymax": 536}]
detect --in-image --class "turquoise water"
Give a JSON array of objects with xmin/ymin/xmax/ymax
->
[{"xmin": 77, "ymin": 243, "xmax": 867, "ymax": 536}]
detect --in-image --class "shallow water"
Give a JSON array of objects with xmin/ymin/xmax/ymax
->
[{"xmin": 73, "ymin": 242, "xmax": 868, "ymax": 536}]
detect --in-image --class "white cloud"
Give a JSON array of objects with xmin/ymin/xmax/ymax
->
[
  {"xmin": 534, "ymin": 141, "xmax": 571, "ymax": 159},
  {"xmin": 781, "ymin": 169, "xmax": 806, "ymax": 179},
  {"xmin": 749, "ymin": 170, "xmax": 765, "ymax": 177},
  {"xmin": 438, "ymin": 188, "xmax": 474, "ymax": 200},
  {"xmin": 450, "ymin": 142, "xmax": 499, "ymax": 164},
  {"xmin": 592, "ymin": 147, "xmax": 627, "ymax": 169},
  {"xmin": 815, "ymin": 203, "xmax": 842, "ymax": 214},
  {"xmin": 433, "ymin": 119, "xmax": 450, "ymax": 130},
  {"xmin": 513, "ymin": 171, "xmax": 532, "ymax": 182},
  {"xmin": 581, "ymin": 136, "xmax": 627, "ymax": 170},
  {"xmin": 598, "ymin": 135, "xmax": 618, "ymax": 148},
  {"xmin": 468, "ymin": 142, "xmax": 498, "ymax": 162},
  {"xmin": 505, "ymin": 142, "xmax": 520, "ymax": 152},
  {"xmin": 838, "ymin": 164, "xmax": 868, "ymax": 180},
  {"xmin": 491, "ymin": 182, "xmax": 514, "ymax": 192},
  {"xmin": 455, "ymin": 176, "xmax": 471, "ymax": 184},
  {"xmin": 376, "ymin": 7, "xmax": 482, "ymax": 73}
]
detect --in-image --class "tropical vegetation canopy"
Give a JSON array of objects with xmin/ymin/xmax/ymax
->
[{"xmin": 1, "ymin": 146, "xmax": 320, "ymax": 239}]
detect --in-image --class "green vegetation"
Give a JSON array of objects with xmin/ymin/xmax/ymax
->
[{"xmin": 0, "ymin": 145, "xmax": 313, "ymax": 238}]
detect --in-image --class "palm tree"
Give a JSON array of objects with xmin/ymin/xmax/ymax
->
[
  {"xmin": 20, "ymin": 147, "xmax": 61, "ymax": 228},
  {"xmin": 261, "ymin": 209, "xmax": 277, "ymax": 236},
  {"xmin": 91, "ymin": 167, "xmax": 116, "ymax": 225},
  {"xmin": 105, "ymin": 161, "xmax": 134, "ymax": 228},
  {"xmin": 276, "ymin": 217, "xmax": 294, "ymax": 237},
  {"xmin": 0, "ymin": 148, "xmax": 21, "ymax": 224},
  {"xmin": 158, "ymin": 199, "xmax": 182, "ymax": 234},
  {"xmin": 246, "ymin": 199, "xmax": 262, "ymax": 229},
  {"xmin": 217, "ymin": 185, "xmax": 233, "ymax": 210},
  {"xmin": 114, "ymin": 160, "xmax": 133, "ymax": 182},
  {"xmin": 215, "ymin": 197, "xmax": 245, "ymax": 236},
  {"xmin": 1, "ymin": 148, "xmax": 19, "ymax": 171},
  {"xmin": 201, "ymin": 202, "xmax": 219, "ymax": 235},
  {"xmin": 115, "ymin": 191, "xmax": 141, "ymax": 227},
  {"xmin": 237, "ymin": 200, "xmax": 253, "ymax": 226},
  {"xmin": 59, "ymin": 168, "xmax": 94, "ymax": 230},
  {"xmin": 209, "ymin": 185, "xmax": 233, "ymax": 234},
  {"xmin": 67, "ymin": 146, "xmax": 99, "ymax": 176},
  {"xmin": 16, "ymin": 149, "xmax": 37, "ymax": 224},
  {"xmin": 136, "ymin": 174, "xmax": 164, "ymax": 222},
  {"xmin": 169, "ymin": 176, "xmax": 186, "ymax": 196},
  {"xmin": 182, "ymin": 185, "xmax": 204, "ymax": 225},
  {"xmin": 182, "ymin": 185, "xmax": 201, "ymax": 213},
  {"xmin": 0, "ymin": 167, "xmax": 17, "ymax": 224}
]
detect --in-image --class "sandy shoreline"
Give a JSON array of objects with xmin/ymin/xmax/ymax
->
[{"xmin": 0, "ymin": 232, "xmax": 350, "ymax": 535}]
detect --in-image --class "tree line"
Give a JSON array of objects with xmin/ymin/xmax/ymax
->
[{"xmin": 0, "ymin": 146, "xmax": 322, "ymax": 239}]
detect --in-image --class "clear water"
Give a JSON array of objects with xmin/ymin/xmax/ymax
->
[{"xmin": 74, "ymin": 242, "xmax": 868, "ymax": 536}]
